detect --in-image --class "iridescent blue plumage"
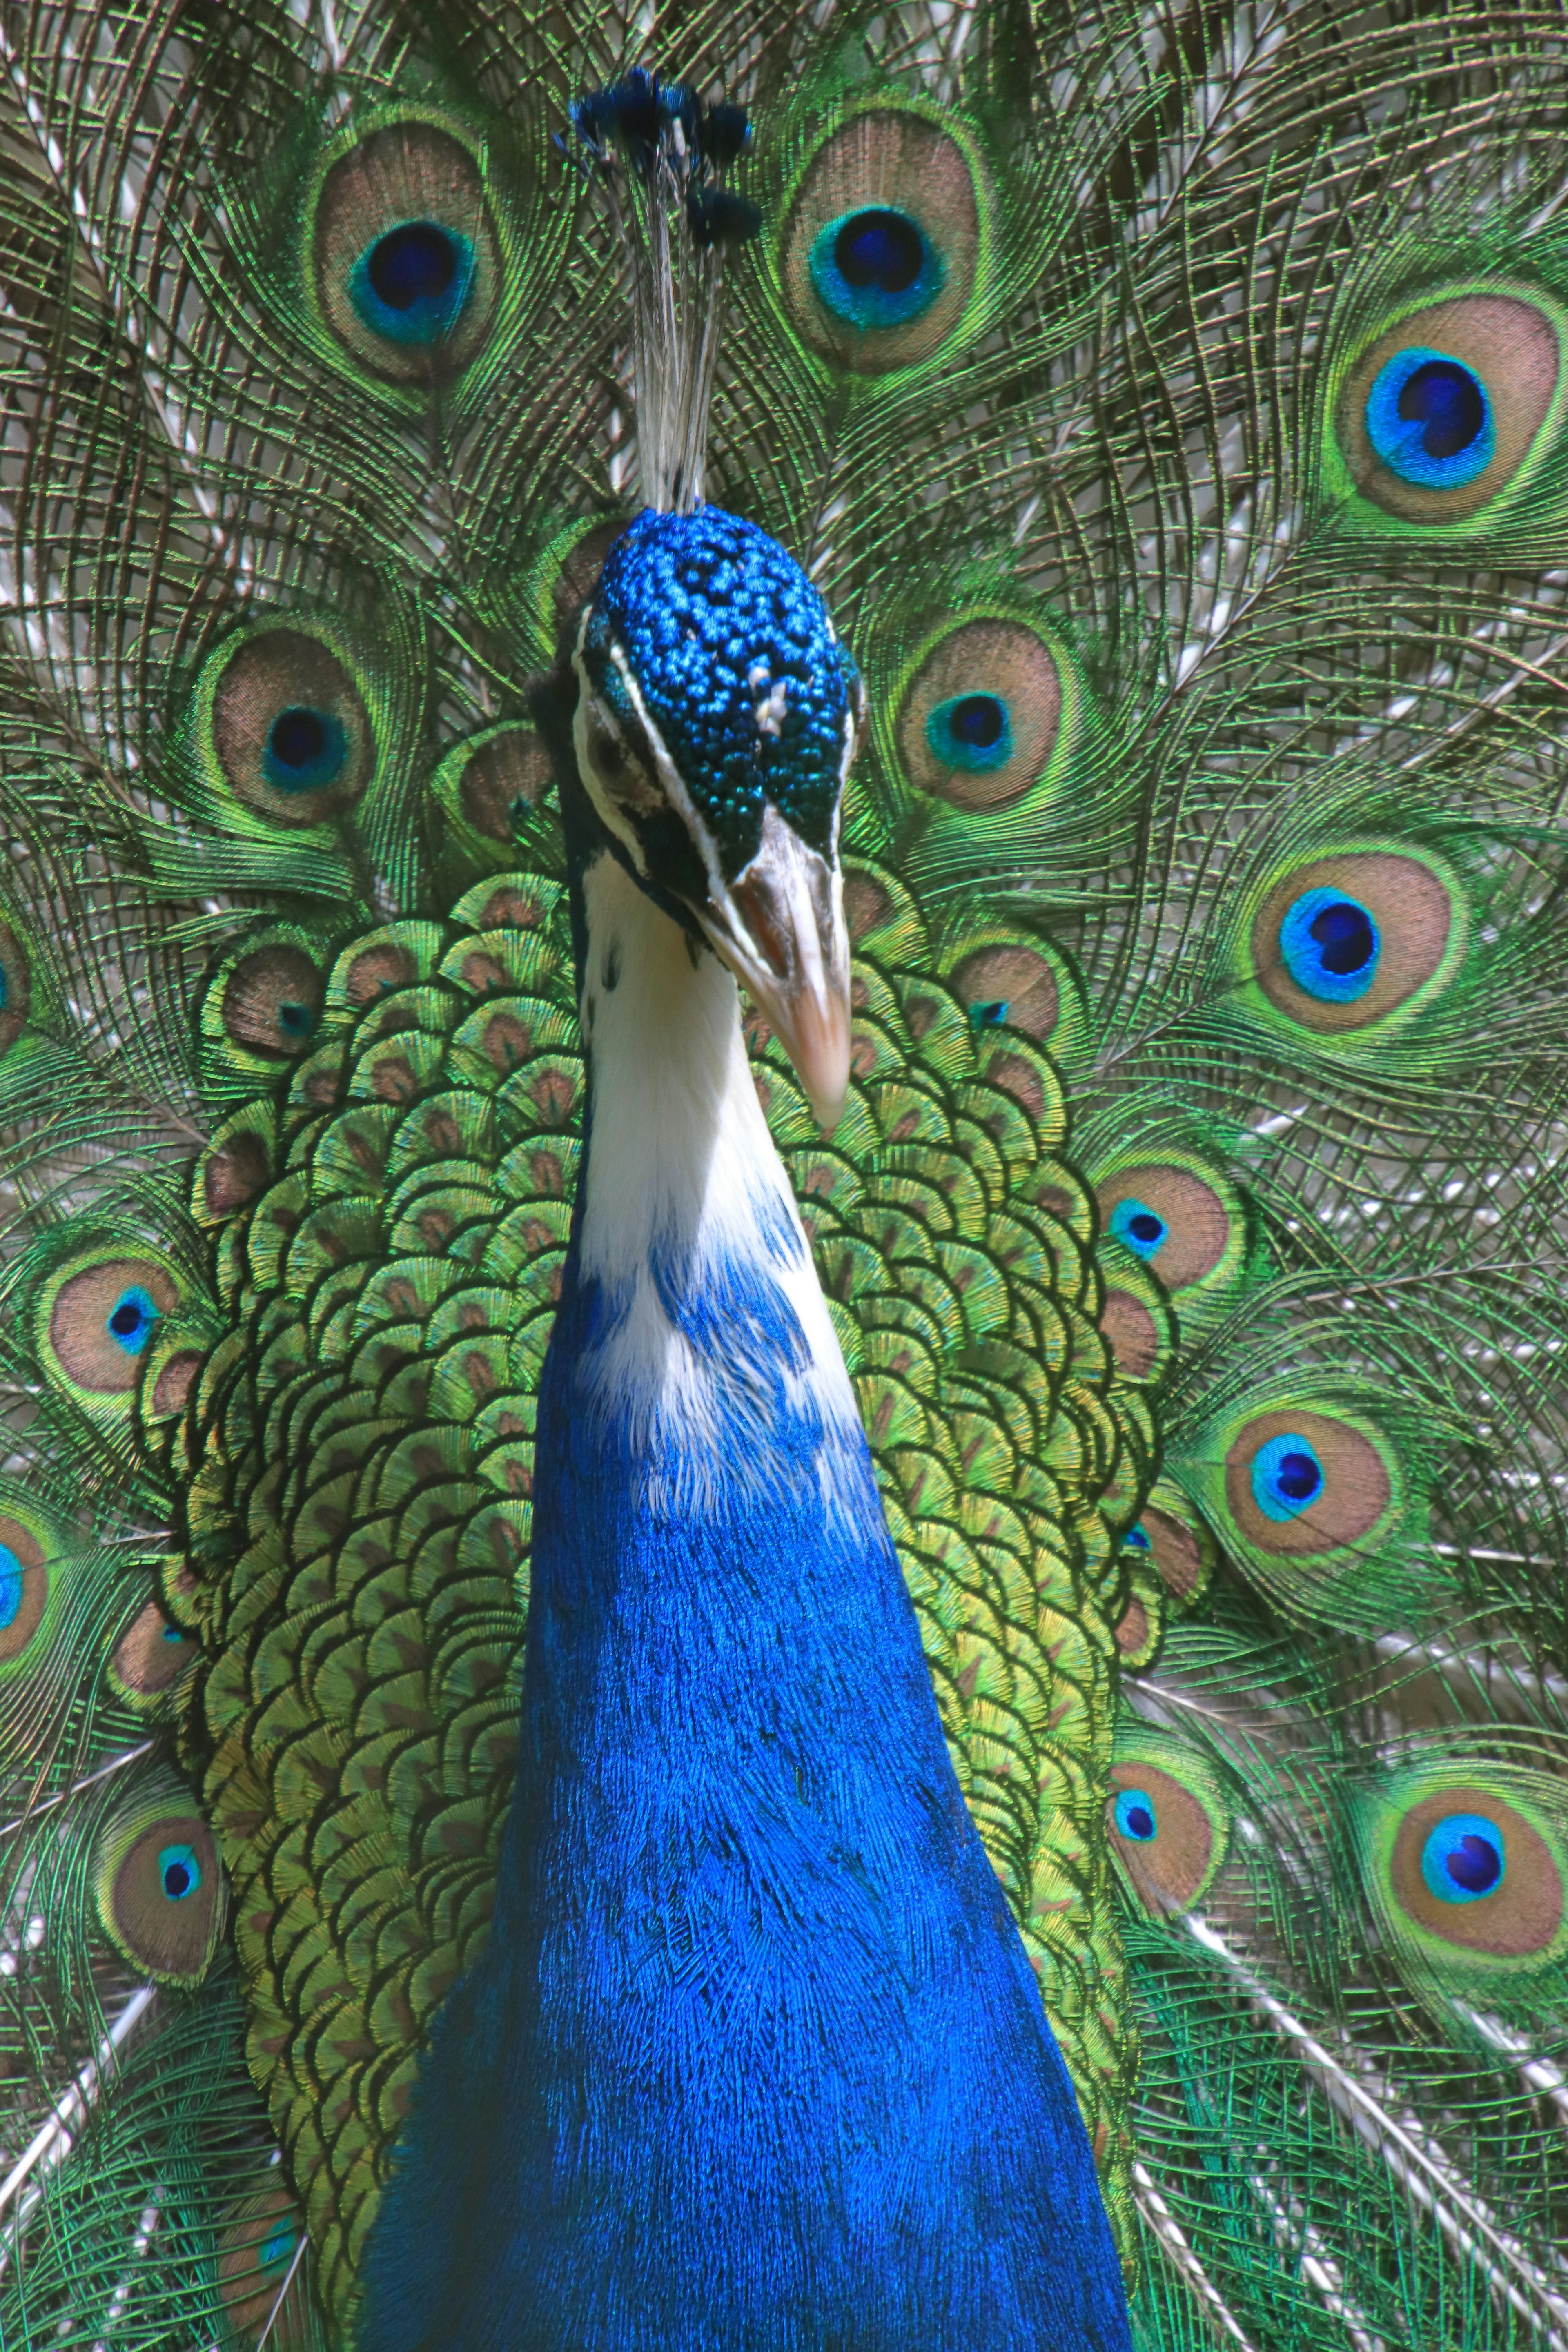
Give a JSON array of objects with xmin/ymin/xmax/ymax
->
[
  {"xmin": 1364, "ymin": 347, "xmax": 1495, "ymax": 487},
  {"xmin": 357, "ymin": 512, "xmax": 1131, "ymax": 2351},
  {"xmin": 583, "ymin": 507, "xmax": 855, "ymax": 868},
  {"xmin": 810, "ymin": 204, "xmax": 944, "ymax": 330}
]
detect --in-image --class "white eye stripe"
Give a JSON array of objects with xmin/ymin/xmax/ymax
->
[
  {"xmin": 605, "ymin": 644, "xmax": 731, "ymax": 912},
  {"xmin": 575, "ymin": 610, "xmax": 859, "ymax": 886}
]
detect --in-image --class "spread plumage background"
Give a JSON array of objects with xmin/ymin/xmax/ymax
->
[{"xmin": 1, "ymin": 0, "xmax": 1567, "ymax": 2342}]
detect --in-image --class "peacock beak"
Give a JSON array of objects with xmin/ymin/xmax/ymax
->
[{"xmin": 691, "ymin": 803, "xmax": 851, "ymax": 1134}]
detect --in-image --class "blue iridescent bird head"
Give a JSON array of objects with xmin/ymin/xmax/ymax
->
[{"xmin": 573, "ymin": 505, "xmax": 864, "ymax": 1127}]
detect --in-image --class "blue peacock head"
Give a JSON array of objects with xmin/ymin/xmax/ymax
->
[{"xmin": 572, "ymin": 504, "xmax": 864, "ymax": 1129}]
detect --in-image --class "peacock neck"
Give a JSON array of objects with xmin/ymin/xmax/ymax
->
[
  {"xmin": 557, "ymin": 843, "xmax": 860, "ymax": 1492},
  {"xmin": 359, "ymin": 840, "xmax": 1133, "ymax": 2352}
]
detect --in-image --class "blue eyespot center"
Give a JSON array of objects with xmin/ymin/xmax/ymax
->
[
  {"xmin": 1401, "ymin": 361, "xmax": 1487, "ymax": 458},
  {"xmin": 1365, "ymin": 347, "xmax": 1495, "ymax": 489},
  {"xmin": 1125, "ymin": 1522, "xmax": 1152, "ymax": 1551},
  {"xmin": 837, "ymin": 207, "xmax": 922, "ymax": 294},
  {"xmin": 1312, "ymin": 902, "xmax": 1374, "ymax": 977},
  {"xmin": 1420, "ymin": 1813, "xmax": 1505, "ymax": 1904},
  {"xmin": 162, "ymin": 1622, "xmax": 189, "ymax": 1644},
  {"xmin": 158, "ymin": 1843, "xmax": 201, "ymax": 1902},
  {"xmin": 969, "ymin": 999, "xmax": 1009, "ymax": 1029},
  {"xmin": 1279, "ymin": 887, "xmax": 1381, "ymax": 1004},
  {"xmin": 0, "ymin": 1544, "xmax": 23, "ymax": 1633},
  {"xmin": 372, "ymin": 222, "xmax": 457, "ymax": 309},
  {"xmin": 1115, "ymin": 1788, "xmax": 1158, "ymax": 1842},
  {"xmin": 949, "ymin": 695, "xmax": 1004, "ymax": 747},
  {"xmin": 924, "ymin": 693, "xmax": 1013, "ymax": 774},
  {"xmin": 1110, "ymin": 1196, "xmax": 1168, "ymax": 1259},
  {"xmin": 263, "ymin": 707, "xmax": 348, "ymax": 795},
  {"xmin": 278, "ymin": 998, "xmax": 315, "ymax": 1038},
  {"xmin": 107, "ymin": 1287, "xmax": 158, "ymax": 1356},
  {"xmin": 1250, "ymin": 1431, "xmax": 1325, "ymax": 1521},
  {"xmin": 350, "ymin": 221, "xmax": 477, "ymax": 347},
  {"xmin": 810, "ymin": 205, "xmax": 943, "ymax": 330},
  {"xmin": 270, "ymin": 709, "xmax": 325, "ymax": 766}
]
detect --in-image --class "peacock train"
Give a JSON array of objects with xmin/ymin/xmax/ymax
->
[{"xmin": 0, "ymin": 1, "xmax": 1566, "ymax": 2348}]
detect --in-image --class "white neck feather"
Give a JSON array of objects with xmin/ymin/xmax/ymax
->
[{"xmin": 573, "ymin": 851, "xmax": 856, "ymax": 1452}]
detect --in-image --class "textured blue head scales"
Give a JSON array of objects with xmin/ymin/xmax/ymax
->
[{"xmin": 582, "ymin": 506, "xmax": 858, "ymax": 875}]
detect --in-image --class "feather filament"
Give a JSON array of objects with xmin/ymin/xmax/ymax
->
[
  {"xmin": 0, "ymin": 1986, "xmax": 156, "ymax": 2242},
  {"xmin": 1131, "ymin": 2160, "xmax": 1263, "ymax": 2352},
  {"xmin": 1183, "ymin": 1915, "xmax": 1568, "ymax": 2351}
]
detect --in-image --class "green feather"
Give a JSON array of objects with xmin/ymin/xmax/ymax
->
[{"xmin": 0, "ymin": 0, "xmax": 1567, "ymax": 2345}]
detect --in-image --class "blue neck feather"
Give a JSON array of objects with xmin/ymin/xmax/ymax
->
[{"xmin": 357, "ymin": 851, "xmax": 1130, "ymax": 2352}]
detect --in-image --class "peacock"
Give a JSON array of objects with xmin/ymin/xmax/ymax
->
[{"xmin": 1, "ymin": 0, "xmax": 1567, "ymax": 2343}]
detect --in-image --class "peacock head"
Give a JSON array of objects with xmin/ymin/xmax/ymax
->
[{"xmin": 571, "ymin": 504, "xmax": 864, "ymax": 1129}]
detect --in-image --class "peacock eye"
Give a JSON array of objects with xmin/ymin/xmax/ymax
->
[
  {"xmin": 350, "ymin": 219, "xmax": 477, "ymax": 347},
  {"xmin": 895, "ymin": 620, "xmax": 1065, "ymax": 812},
  {"xmin": 43, "ymin": 1253, "xmax": 182, "ymax": 1401},
  {"xmin": 923, "ymin": 692, "xmax": 1012, "ymax": 774},
  {"xmin": 263, "ymin": 706, "xmax": 350, "ymax": 795},
  {"xmin": 1094, "ymin": 1162, "xmax": 1241, "ymax": 1312},
  {"xmin": 109, "ymin": 1592, "xmax": 201, "ymax": 1706},
  {"xmin": 1278, "ymin": 888, "xmax": 1379, "ymax": 1003},
  {"xmin": 202, "ymin": 626, "xmax": 376, "ymax": 829},
  {"xmin": 96, "ymin": 1798, "xmax": 224, "ymax": 1982},
  {"xmin": 216, "ymin": 2188, "xmax": 309, "ymax": 2340},
  {"xmin": 310, "ymin": 119, "xmax": 502, "ymax": 386},
  {"xmin": 0, "ymin": 1544, "xmax": 23, "ymax": 1634},
  {"xmin": 158, "ymin": 1842, "xmax": 203, "ymax": 1902},
  {"xmin": 1365, "ymin": 347, "xmax": 1494, "ymax": 489},
  {"xmin": 1123, "ymin": 1522, "xmax": 1152, "ymax": 1551},
  {"xmin": 1108, "ymin": 1754, "xmax": 1229, "ymax": 1913},
  {"xmin": 1367, "ymin": 1775, "xmax": 1564, "ymax": 1974},
  {"xmin": 1114, "ymin": 1788, "xmax": 1158, "ymax": 1843},
  {"xmin": 1109, "ymin": 1197, "xmax": 1169, "ymax": 1261},
  {"xmin": 1247, "ymin": 848, "xmax": 1461, "ymax": 1036},
  {"xmin": 435, "ymin": 723, "xmax": 555, "ymax": 854},
  {"xmin": 1218, "ymin": 1407, "xmax": 1399, "ymax": 1607},
  {"xmin": 778, "ymin": 107, "xmax": 984, "ymax": 374},
  {"xmin": 0, "ymin": 1515, "xmax": 49, "ymax": 1668},
  {"xmin": 1420, "ymin": 1814, "xmax": 1506, "ymax": 1905},
  {"xmin": 810, "ymin": 205, "xmax": 943, "ymax": 330},
  {"xmin": 107, "ymin": 1286, "xmax": 159, "ymax": 1357},
  {"xmin": 1333, "ymin": 289, "xmax": 1562, "ymax": 529},
  {"xmin": 1248, "ymin": 1431, "xmax": 1325, "ymax": 1521},
  {"xmin": 951, "ymin": 945, "xmax": 1063, "ymax": 1046}
]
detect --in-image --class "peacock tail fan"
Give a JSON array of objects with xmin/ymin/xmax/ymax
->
[{"xmin": 0, "ymin": 0, "xmax": 1565, "ymax": 2347}]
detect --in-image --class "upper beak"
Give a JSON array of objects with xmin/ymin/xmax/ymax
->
[{"xmin": 691, "ymin": 803, "xmax": 851, "ymax": 1133}]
